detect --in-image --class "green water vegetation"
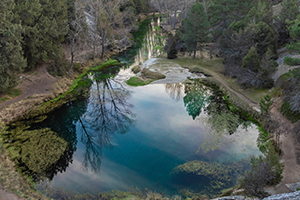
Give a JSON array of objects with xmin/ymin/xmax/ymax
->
[
  {"xmin": 141, "ymin": 68, "xmax": 166, "ymax": 79},
  {"xmin": 126, "ymin": 77, "xmax": 153, "ymax": 86},
  {"xmin": 0, "ymin": 127, "xmax": 49, "ymax": 199},
  {"xmin": 172, "ymin": 160, "xmax": 248, "ymax": 197},
  {"xmin": 2, "ymin": 126, "xmax": 68, "ymax": 180}
]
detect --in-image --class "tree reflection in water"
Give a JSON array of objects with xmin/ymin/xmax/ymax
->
[
  {"xmin": 165, "ymin": 82, "xmax": 184, "ymax": 102},
  {"xmin": 77, "ymin": 72, "xmax": 135, "ymax": 172},
  {"xmin": 5, "ymin": 68, "xmax": 135, "ymax": 182},
  {"xmin": 165, "ymin": 80, "xmax": 250, "ymax": 152}
]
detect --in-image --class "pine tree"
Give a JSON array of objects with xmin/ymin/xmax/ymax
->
[
  {"xmin": 0, "ymin": 0, "xmax": 26, "ymax": 93},
  {"xmin": 14, "ymin": 0, "xmax": 68, "ymax": 69},
  {"xmin": 260, "ymin": 94, "xmax": 273, "ymax": 116},
  {"xmin": 182, "ymin": 1, "xmax": 210, "ymax": 58}
]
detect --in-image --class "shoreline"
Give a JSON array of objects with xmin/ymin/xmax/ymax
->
[{"xmin": 0, "ymin": 55, "xmax": 299, "ymax": 199}]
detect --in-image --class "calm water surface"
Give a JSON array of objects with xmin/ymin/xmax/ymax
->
[
  {"xmin": 6, "ymin": 17, "xmax": 261, "ymax": 198},
  {"xmin": 34, "ymin": 77, "xmax": 261, "ymax": 196}
]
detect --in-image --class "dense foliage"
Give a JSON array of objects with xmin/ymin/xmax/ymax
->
[{"xmin": 0, "ymin": 0, "xmax": 152, "ymax": 93}]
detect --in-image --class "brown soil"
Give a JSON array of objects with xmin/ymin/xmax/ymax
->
[
  {"xmin": 0, "ymin": 185, "xmax": 23, "ymax": 200},
  {"xmin": 0, "ymin": 63, "xmax": 58, "ymax": 110},
  {"xmin": 266, "ymin": 99, "xmax": 300, "ymax": 195}
]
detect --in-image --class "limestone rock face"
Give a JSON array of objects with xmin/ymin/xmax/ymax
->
[
  {"xmin": 212, "ymin": 196, "xmax": 259, "ymax": 200},
  {"xmin": 212, "ymin": 191, "xmax": 300, "ymax": 200},
  {"xmin": 263, "ymin": 191, "xmax": 300, "ymax": 200}
]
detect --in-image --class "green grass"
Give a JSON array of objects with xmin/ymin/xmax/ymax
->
[
  {"xmin": 126, "ymin": 77, "xmax": 153, "ymax": 86},
  {"xmin": 6, "ymin": 89, "xmax": 22, "ymax": 98},
  {"xmin": 172, "ymin": 57, "xmax": 268, "ymax": 103},
  {"xmin": 0, "ymin": 97, "xmax": 10, "ymax": 103}
]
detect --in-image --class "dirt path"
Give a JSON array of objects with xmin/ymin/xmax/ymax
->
[
  {"xmin": 0, "ymin": 185, "xmax": 23, "ymax": 200},
  {"xmin": 0, "ymin": 63, "xmax": 58, "ymax": 110},
  {"xmin": 0, "ymin": 63, "xmax": 59, "ymax": 200},
  {"xmin": 266, "ymin": 99, "xmax": 300, "ymax": 194}
]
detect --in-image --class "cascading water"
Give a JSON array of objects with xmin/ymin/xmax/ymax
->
[{"xmin": 116, "ymin": 17, "xmax": 166, "ymax": 82}]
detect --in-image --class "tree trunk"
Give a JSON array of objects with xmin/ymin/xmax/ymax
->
[
  {"xmin": 210, "ymin": 45, "xmax": 213, "ymax": 60},
  {"xmin": 193, "ymin": 50, "xmax": 196, "ymax": 59},
  {"xmin": 68, "ymin": 40, "xmax": 75, "ymax": 77},
  {"xmin": 101, "ymin": 38, "xmax": 105, "ymax": 58}
]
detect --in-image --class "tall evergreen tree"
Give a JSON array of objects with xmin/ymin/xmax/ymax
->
[
  {"xmin": 14, "ymin": 0, "xmax": 68, "ymax": 70},
  {"xmin": 182, "ymin": 1, "xmax": 210, "ymax": 58},
  {"xmin": 0, "ymin": 0, "xmax": 26, "ymax": 93}
]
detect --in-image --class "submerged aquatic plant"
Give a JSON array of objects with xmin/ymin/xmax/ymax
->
[
  {"xmin": 172, "ymin": 160, "xmax": 248, "ymax": 196},
  {"xmin": 3, "ymin": 126, "xmax": 68, "ymax": 180}
]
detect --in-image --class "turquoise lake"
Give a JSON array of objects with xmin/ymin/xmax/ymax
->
[
  {"xmin": 5, "ymin": 17, "xmax": 262, "ymax": 198},
  {"xmin": 31, "ymin": 74, "xmax": 261, "ymax": 197}
]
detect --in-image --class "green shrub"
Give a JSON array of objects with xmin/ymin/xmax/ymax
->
[
  {"xmin": 281, "ymin": 100, "xmax": 300, "ymax": 123},
  {"xmin": 283, "ymin": 56, "xmax": 300, "ymax": 66},
  {"xmin": 286, "ymin": 41, "xmax": 300, "ymax": 54},
  {"xmin": 240, "ymin": 147, "xmax": 283, "ymax": 198},
  {"xmin": 242, "ymin": 46, "xmax": 260, "ymax": 72},
  {"xmin": 47, "ymin": 57, "xmax": 69, "ymax": 76}
]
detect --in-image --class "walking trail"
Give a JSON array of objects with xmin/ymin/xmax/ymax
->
[{"xmin": 0, "ymin": 63, "xmax": 58, "ymax": 110}]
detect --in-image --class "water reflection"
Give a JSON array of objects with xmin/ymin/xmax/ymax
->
[
  {"xmin": 78, "ymin": 74, "xmax": 135, "ymax": 172},
  {"xmin": 165, "ymin": 80, "xmax": 248, "ymax": 135},
  {"xmin": 165, "ymin": 80, "xmax": 253, "ymax": 154},
  {"xmin": 4, "ymin": 69, "xmax": 135, "ymax": 182},
  {"xmin": 165, "ymin": 83, "xmax": 184, "ymax": 101}
]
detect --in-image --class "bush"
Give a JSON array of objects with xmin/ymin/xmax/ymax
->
[
  {"xmin": 281, "ymin": 100, "xmax": 300, "ymax": 123},
  {"xmin": 242, "ymin": 46, "xmax": 260, "ymax": 72},
  {"xmin": 240, "ymin": 147, "xmax": 283, "ymax": 198},
  {"xmin": 47, "ymin": 57, "xmax": 69, "ymax": 76},
  {"xmin": 283, "ymin": 56, "xmax": 300, "ymax": 66}
]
